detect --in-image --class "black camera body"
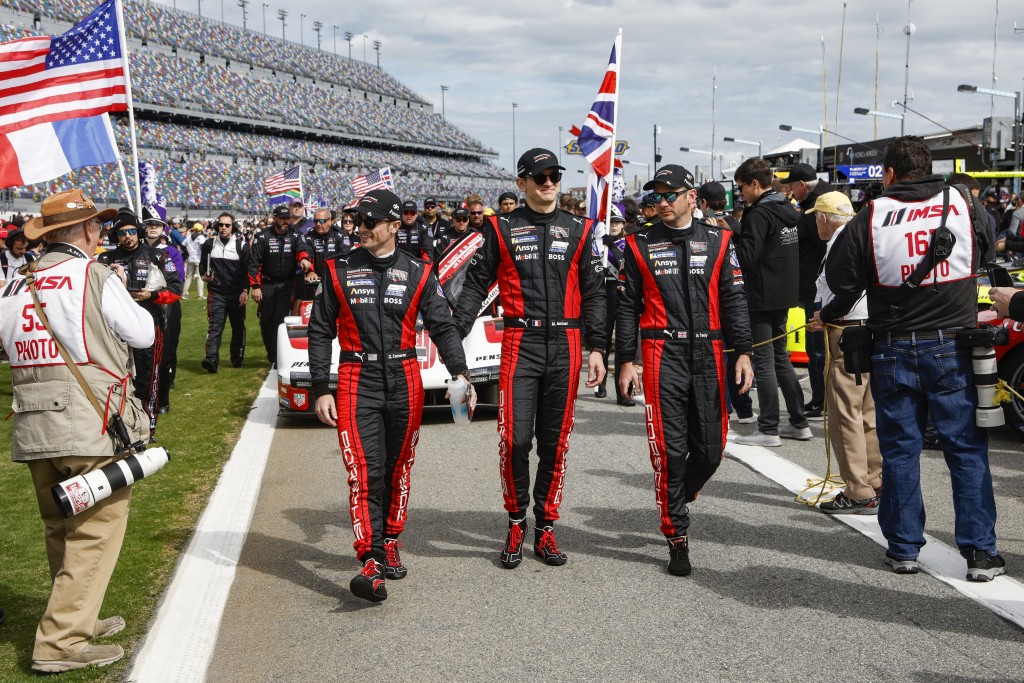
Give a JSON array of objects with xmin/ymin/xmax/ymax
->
[{"xmin": 959, "ymin": 325, "xmax": 1009, "ymax": 349}]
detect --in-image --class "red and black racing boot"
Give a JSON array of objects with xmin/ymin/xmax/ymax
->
[
  {"xmin": 666, "ymin": 536, "xmax": 691, "ymax": 576},
  {"xmin": 500, "ymin": 519, "xmax": 527, "ymax": 569},
  {"xmin": 533, "ymin": 526, "xmax": 567, "ymax": 566},
  {"xmin": 350, "ymin": 558, "xmax": 387, "ymax": 602},
  {"xmin": 383, "ymin": 538, "xmax": 407, "ymax": 580}
]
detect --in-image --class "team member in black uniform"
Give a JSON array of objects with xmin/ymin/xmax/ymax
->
[
  {"xmin": 200, "ymin": 213, "xmax": 250, "ymax": 372},
  {"xmin": 300, "ymin": 207, "xmax": 351, "ymax": 300},
  {"xmin": 618, "ymin": 164, "xmax": 753, "ymax": 576},
  {"xmin": 248, "ymin": 205, "xmax": 311, "ymax": 366},
  {"xmin": 420, "ymin": 197, "xmax": 451, "ymax": 246},
  {"xmin": 595, "ymin": 206, "xmax": 633, "ymax": 406},
  {"xmin": 454, "ymin": 148, "xmax": 606, "ymax": 569},
  {"xmin": 429, "ymin": 207, "xmax": 476, "ymax": 263},
  {"xmin": 96, "ymin": 208, "xmax": 182, "ymax": 440},
  {"xmin": 309, "ymin": 189, "xmax": 471, "ymax": 603},
  {"xmin": 397, "ymin": 200, "xmax": 427, "ymax": 258}
]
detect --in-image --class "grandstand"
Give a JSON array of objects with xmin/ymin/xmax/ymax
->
[{"xmin": 0, "ymin": 0, "xmax": 513, "ymax": 214}]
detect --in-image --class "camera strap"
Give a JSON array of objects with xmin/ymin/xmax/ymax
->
[{"xmin": 23, "ymin": 261, "xmax": 116, "ymax": 432}]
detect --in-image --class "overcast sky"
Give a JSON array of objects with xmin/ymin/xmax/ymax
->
[{"xmin": 164, "ymin": 0, "xmax": 1023, "ymax": 187}]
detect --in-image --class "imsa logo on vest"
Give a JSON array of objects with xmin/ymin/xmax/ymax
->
[{"xmin": 870, "ymin": 192, "xmax": 974, "ymax": 287}]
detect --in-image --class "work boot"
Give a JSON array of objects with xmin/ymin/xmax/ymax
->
[
  {"xmin": 350, "ymin": 558, "xmax": 387, "ymax": 602},
  {"xmin": 383, "ymin": 538, "xmax": 407, "ymax": 580},
  {"xmin": 32, "ymin": 645, "xmax": 124, "ymax": 673},
  {"xmin": 533, "ymin": 526, "xmax": 567, "ymax": 566},
  {"xmin": 667, "ymin": 536, "xmax": 692, "ymax": 576},
  {"xmin": 501, "ymin": 519, "xmax": 527, "ymax": 569}
]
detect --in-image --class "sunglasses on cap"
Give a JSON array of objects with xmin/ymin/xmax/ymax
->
[
  {"xmin": 530, "ymin": 171, "xmax": 561, "ymax": 185},
  {"xmin": 116, "ymin": 227, "xmax": 137, "ymax": 236},
  {"xmin": 651, "ymin": 191, "xmax": 686, "ymax": 204}
]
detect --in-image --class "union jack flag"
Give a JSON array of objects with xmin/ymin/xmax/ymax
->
[
  {"xmin": 351, "ymin": 166, "xmax": 394, "ymax": 199},
  {"xmin": 0, "ymin": 0, "xmax": 128, "ymax": 135},
  {"xmin": 575, "ymin": 30, "xmax": 621, "ymax": 226}
]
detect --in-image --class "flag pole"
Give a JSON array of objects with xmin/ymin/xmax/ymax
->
[
  {"xmin": 604, "ymin": 28, "xmax": 622, "ymax": 242},
  {"xmin": 113, "ymin": 0, "xmax": 142, "ymax": 214},
  {"xmin": 104, "ymin": 113, "xmax": 134, "ymax": 211}
]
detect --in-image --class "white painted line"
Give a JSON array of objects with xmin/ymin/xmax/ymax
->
[
  {"xmin": 128, "ymin": 372, "xmax": 279, "ymax": 683},
  {"xmin": 725, "ymin": 440, "xmax": 1024, "ymax": 629}
]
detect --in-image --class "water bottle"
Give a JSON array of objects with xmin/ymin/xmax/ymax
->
[{"xmin": 448, "ymin": 376, "xmax": 471, "ymax": 425}]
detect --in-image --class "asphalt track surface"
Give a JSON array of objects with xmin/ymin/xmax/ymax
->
[{"xmin": 207, "ymin": 374, "xmax": 1024, "ymax": 683}]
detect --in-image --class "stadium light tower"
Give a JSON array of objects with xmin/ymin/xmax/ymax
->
[
  {"xmin": 723, "ymin": 136, "xmax": 762, "ymax": 159},
  {"xmin": 958, "ymin": 83, "xmax": 1022, "ymax": 195},
  {"xmin": 313, "ymin": 21, "xmax": 323, "ymax": 51},
  {"xmin": 332, "ymin": 25, "xmax": 339, "ymax": 55},
  {"xmin": 196, "ymin": 0, "xmax": 202, "ymax": 18},
  {"xmin": 440, "ymin": 85, "xmax": 448, "ymax": 119},
  {"xmin": 277, "ymin": 8, "xmax": 286, "ymax": 41},
  {"xmin": 512, "ymin": 102, "xmax": 519, "ymax": 169},
  {"xmin": 344, "ymin": 31, "xmax": 354, "ymax": 59},
  {"xmin": 300, "ymin": 13, "xmax": 305, "ymax": 46},
  {"xmin": 261, "ymin": 2, "xmax": 268, "ymax": 35},
  {"xmin": 373, "ymin": 40, "xmax": 381, "ymax": 69},
  {"xmin": 237, "ymin": 0, "xmax": 248, "ymax": 30},
  {"xmin": 362, "ymin": 34, "xmax": 368, "ymax": 62}
]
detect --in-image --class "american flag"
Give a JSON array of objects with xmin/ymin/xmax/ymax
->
[
  {"xmin": 0, "ymin": 0, "xmax": 127, "ymax": 135},
  {"xmin": 264, "ymin": 166, "xmax": 302, "ymax": 195},
  {"xmin": 351, "ymin": 166, "xmax": 394, "ymax": 199},
  {"xmin": 576, "ymin": 30, "xmax": 621, "ymax": 226}
]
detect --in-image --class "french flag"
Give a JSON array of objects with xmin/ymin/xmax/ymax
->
[{"xmin": 0, "ymin": 113, "xmax": 119, "ymax": 188}]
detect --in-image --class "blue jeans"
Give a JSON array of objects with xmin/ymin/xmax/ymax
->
[{"xmin": 870, "ymin": 334, "xmax": 996, "ymax": 560}]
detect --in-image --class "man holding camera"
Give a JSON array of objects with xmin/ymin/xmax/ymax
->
[
  {"xmin": 0, "ymin": 190, "xmax": 153, "ymax": 672},
  {"xmin": 822, "ymin": 136, "xmax": 1002, "ymax": 581},
  {"xmin": 309, "ymin": 189, "xmax": 471, "ymax": 603}
]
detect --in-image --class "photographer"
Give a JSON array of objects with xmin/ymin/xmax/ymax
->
[
  {"xmin": 822, "ymin": 137, "xmax": 1003, "ymax": 581},
  {"xmin": 0, "ymin": 190, "xmax": 153, "ymax": 672}
]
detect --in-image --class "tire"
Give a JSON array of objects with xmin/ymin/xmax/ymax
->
[{"xmin": 998, "ymin": 347, "xmax": 1024, "ymax": 436}]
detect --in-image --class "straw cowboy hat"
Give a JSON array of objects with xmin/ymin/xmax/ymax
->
[{"xmin": 23, "ymin": 189, "xmax": 117, "ymax": 241}]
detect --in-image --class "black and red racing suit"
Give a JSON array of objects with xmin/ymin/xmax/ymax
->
[
  {"xmin": 308, "ymin": 248, "xmax": 468, "ymax": 563},
  {"xmin": 617, "ymin": 219, "xmax": 751, "ymax": 538},
  {"xmin": 453, "ymin": 206, "xmax": 606, "ymax": 526},
  {"xmin": 248, "ymin": 226, "xmax": 309, "ymax": 364}
]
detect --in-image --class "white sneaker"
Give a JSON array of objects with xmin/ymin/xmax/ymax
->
[
  {"xmin": 735, "ymin": 414, "xmax": 758, "ymax": 424},
  {"xmin": 734, "ymin": 432, "xmax": 782, "ymax": 447},
  {"xmin": 780, "ymin": 424, "xmax": 813, "ymax": 440}
]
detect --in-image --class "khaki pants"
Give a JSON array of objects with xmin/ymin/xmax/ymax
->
[
  {"xmin": 826, "ymin": 326, "xmax": 883, "ymax": 500},
  {"xmin": 27, "ymin": 455, "xmax": 131, "ymax": 660}
]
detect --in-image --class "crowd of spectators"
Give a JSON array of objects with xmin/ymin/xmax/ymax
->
[{"xmin": 1, "ymin": 0, "xmax": 428, "ymax": 106}]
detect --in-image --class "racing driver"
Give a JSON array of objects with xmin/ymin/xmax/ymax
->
[
  {"xmin": 617, "ymin": 164, "xmax": 754, "ymax": 576},
  {"xmin": 453, "ymin": 147, "xmax": 606, "ymax": 569},
  {"xmin": 309, "ymin": 189, "xmax": 474, "ymax": 603}
]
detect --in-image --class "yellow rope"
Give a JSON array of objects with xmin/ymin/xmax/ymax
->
[{"xmin": 796, "ymin": 321, "xmax": 846, "ymax": 507}]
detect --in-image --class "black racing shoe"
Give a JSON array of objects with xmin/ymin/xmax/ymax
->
[
  {"xmin": 383, "ymin": 538, "xmax": 407, "ymax": 580},
  {"xmin": 350, "ymin": 558, "xmax": 387, "ymax": 602},
  {"xmin": 201, "ymin": 358, "xmax": 217, "ymax": 374},
  {"xmin": 667, "ymin": 536, "xmax": 692, "ymax": 576},
  {"xmin": 500, "ymin": 520, "xmax": 527, "ymax": 569},
  {"xmin": 965, "ymin": 550, "xmax": 1006, "ymax": 582},
  {"xmin": 595, "ymin": 384, "xmax": 607, "ymax": 399},
  {"xmin": 533, "ymin": 526, "xmax": 567, "ymax": 566},
  {"xmin": 819, "ymin": 491, "xmax": 879, "ymax": 515},
  {"xmin": 884, "ymin": 552, "xmax": 919, "ymax": 575}
]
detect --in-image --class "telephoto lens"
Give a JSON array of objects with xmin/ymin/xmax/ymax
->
[{"xmin": 51, "ymin": 447, "xmax": 170, "ymax": 517}]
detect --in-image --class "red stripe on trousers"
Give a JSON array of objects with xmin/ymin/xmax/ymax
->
[
  {"xmin": 337, "ymin": 364, "xmax": 373, "ymax": 559},
  {"xmin": 497, "ymin": 328, "xmax": 523, "ymax": 514},
  {"xmin": 642, "ymin": 340, "xmax": 677, "ymax": 537},
  {"xmin": 541, "ymin": 329, "xmax": 583, "ymax": 522},
  {"xmin": 385, "ymin": 359, "xmax": 424, "ymax": 535}
]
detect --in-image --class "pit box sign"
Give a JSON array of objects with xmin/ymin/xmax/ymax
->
[{"xmin": 837, "ymin": 164, "xmax": 883, "ymax": 183}]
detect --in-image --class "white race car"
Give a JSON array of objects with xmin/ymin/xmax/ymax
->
[{"xmin": 277, "ymin": 234, "xmax": 501, "ymax": 416}]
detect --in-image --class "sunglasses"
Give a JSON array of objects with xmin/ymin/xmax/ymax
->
[
  {"xmin": 218, "ymin": 222, "xmax": 233, "ymax": 228},
  {"xmin": 424, "ymin": 203, "xmax": 437, "ymax": 208},
  {"xmin": 469, "ymin": 211, "xmax": 483, "ymax": 215},
  {"xmin": 116, "ymin": 228, "xmax": 137, "ymax": 236},
  {"xmin": 403, "ymin": 211, "xmax": 418, "ymax": 216},
  {"xmin": 651, "ymin": 192, "xmax": 686, "ymax": 204},
  {"xmin": 453, "ymin": 216, "xmax": 469, "ymax": 222},
  {"xmin": 314, "ymin": 218, "xmax": 329, "ymax": 224},
  {"xmin": 342, "ymin": 218, "xmax": 355, "ymax": 223},
  {"xmin": 361, "ymin": 217, "xmax": 386, "ymax": 230},
  {"xmin": 531, "ymin": 171, "xmax": 561, "ymax": 185}
]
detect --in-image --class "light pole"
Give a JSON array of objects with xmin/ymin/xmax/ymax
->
[
  {"xmin": 299, "ymin": 13, "xmax": 305, "ymax": 46},
  {"xmin": 440, "ymin": 85, "xmax": 448, "ymax": 119},
  {"xmin": 622, "ymin": 160, "xmax": 650, "ymax": 190},
  {"xmin": 197, "ymin": 0, "xmax": 202, "ymax": 18},
  {"xmin": 362, "ymin": 34, "xmax": 368, "ymax": 62},
  {"xmin": 313, "ymin": 20, "xmax": 322, "ymax": 51},
  {"xmin": 237, "ymin": 0, "xmax": 248, "ymax": 30},
  {"xmin": 261, "ymin": 2, "xmax": 268, "ymax": 35},
  {"xmin": 780, "ymin": 124, "xmax": 825, "ymax": 170},
  {"xmin": 558, "ymin": 125, "xmax": 564, "ymax": 166},
  {"xmin": 680, "ymin": 147, "xmax": 714, "ymax": 180},
  {"xmin": 653, "ymin": 124, "xmax": 661, "ymax": 172},
  {"xmin": 277, "ymin": 9, "xmax": 286, "ymax": 41},
  {"xmin": 853, "ymin": 106, "xmax": 904, "ymax": 123},
  {"xmin": 512, "ymin": 103, "xmax": 519, "ymax": 167},
  {"xmin": 373, "ymin": 40, "xmax": 381, "ymax": 69},
  {"xmin": 344, "ymin": 31, "xmax": 353, "ymax": 59},
  {"xmin": 332, "ymin": 25, "xmax": 338, "ymax": 55},
  {"xmin": 959, "ymin": 84, "xmax": 1022, "ymax": 195},
  {"xmin": 723, "ymin": 136, "xmax": 762, "ymax": 159}
]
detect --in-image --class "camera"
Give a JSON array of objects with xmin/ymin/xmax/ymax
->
[
  {"xmin": 959, "ymin": 325, "xmax": 1009, "ymax": 428},
  {"xmin": 51, "ymin": 447, "xmax": 170, "ymax": 518}
]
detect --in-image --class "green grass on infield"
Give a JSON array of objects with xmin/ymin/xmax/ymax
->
[{"xmin": 0, "ymin": 295, "xmax": 271, "ymax": 681}]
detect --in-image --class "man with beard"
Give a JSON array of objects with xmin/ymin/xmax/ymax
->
[
  {"xmin": 300, "ymin": 207, "xmax": 350, "ymax": 301},
  {"xmin": 200, "ymin": 212, "xmax": 250, "ymax": 372}
]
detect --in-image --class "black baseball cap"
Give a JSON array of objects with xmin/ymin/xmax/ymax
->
[
  {"xmin": 643, "ymin": 164, "xmax": 695, "ymax": 191},
  {"xmin": 697, "ymin": 181, "xmax": 727, "ymax": 203},
  {"xmin": 113, "ymin": 207, "xmax": 139, "ymax": 230},
  {"xmin": 452, "ymin": 208, "xmax": 469, "ymax": 219},
  {"xmin": 424, "ymin": 197, "xmax": 438, "ymax": 208},
  {"xmin": 272, "ymin": 205, "xmax": 290, "ymax": 218},
  {"xmin": 401, "ymin": 200, "xmax": 417, "ymax": 213},
  {"xmin": 345, "ymin": 189, "xmax": 402, "ymax": 222},
  {"xmin": 498, "ymin": 191, "xmax": 517, "ymax": 204},
  {"xmin": 780, "ymin": 163, "xmax": 817, "ymax": 184},
  {"xmin": 516, "ymin": 148, "xmax": 565, "ymax": 178}
]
